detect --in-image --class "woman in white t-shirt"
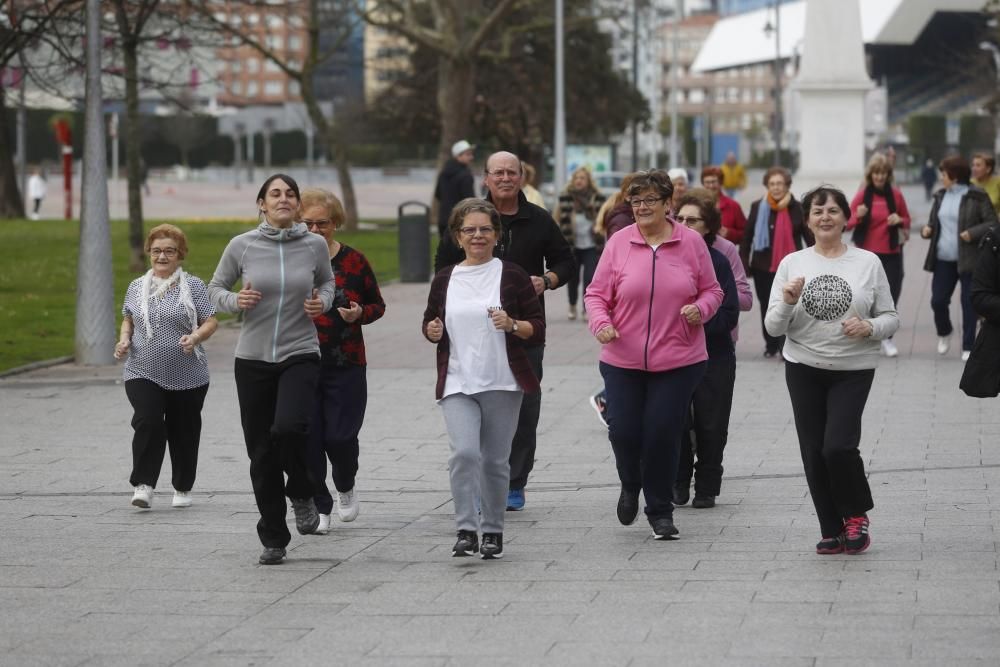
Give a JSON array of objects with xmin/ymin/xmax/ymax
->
[
  {"xmin": 765, "ymin": 186, "xmax": 898, "ymax": 556},
  {"xmin": 422, "ymin": 198, "xmax": 545, "ymax": 560}
]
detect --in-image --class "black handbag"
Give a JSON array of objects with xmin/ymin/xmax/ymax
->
[{"xmin": 960, "ymin": 321, "xmax": 1000, "ymax": 398}]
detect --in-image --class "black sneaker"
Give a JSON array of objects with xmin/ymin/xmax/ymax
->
[
  {"xmin": 815, "ymin": 536, "xmax": 844, "ymax": 555},
  {"xmin": 843, "ymin": 516, "xmax": 870, "ymax": 554},
  {"xmin": 691, "ymin": 495, "xmax": 715, "ymax": 509},
  {"xmin": 673, "ymin": 482, "xmax": 690, "ymax": 506},
  {"xmin": 480, "ymin": 533, "xmax": 504, "ymax": 559},
  {"xmin": 452, "ymin": 530, "xmax": 479, "ymax": 557},
  {"xmin": 290, "ymin": 497, "xmax": 320, "ymax": 535},
  {"xmin": 617, "ymin": 487, "xmax": 639, "ymax": 526},
  {"xmin": 259, "ymin": 546, "xmax": 286, "ymax": 565},
  {"xmin": 650, "ymin": 517, "xmax": 679, "ymax": 540}
]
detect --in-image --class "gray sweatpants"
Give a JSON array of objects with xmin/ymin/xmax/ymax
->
[{"xmin": 440, "ymin": 390, "xmax": 523, "ymax": 534}]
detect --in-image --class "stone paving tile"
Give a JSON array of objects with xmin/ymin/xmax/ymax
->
[{"xmin": 5, "ymin": 187, "xmax": 1000, "ymax": 664}]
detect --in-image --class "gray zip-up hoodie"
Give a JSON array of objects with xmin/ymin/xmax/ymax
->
[{"xmin": 208, "ymin": 221, "xmax": 336, "ymax": 363}]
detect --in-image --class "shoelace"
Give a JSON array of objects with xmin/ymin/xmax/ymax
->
[
  {"xmin": 338, "ymin": 492, "xmax": 352, "ymax": 505},
  {"xmin": 843, "ymin": 517, "xmax": 868, "ymax": 539}
]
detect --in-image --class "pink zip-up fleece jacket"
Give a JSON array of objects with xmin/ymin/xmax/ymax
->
[{"xmin": 584, "ymin": 222, "xmax": 724, "ymax": 372}]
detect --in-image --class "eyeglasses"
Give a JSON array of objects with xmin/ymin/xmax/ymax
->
[
  {"xmin": 675, "ymin": 216, "xmax": 704, "ymax": 226},
  {"xmin": 628, "ymin": 196, "xmax": 663, "ymax": 208},
  {"xmin": 149, "ymin": 248, "xmax": 178, "ymax": 257},
  {"xmin": 303, "ymin": 219, "xmax": 333, "ymax": 229},
  {"xmin": 486, "ymin": 169, "xmax": 521, "ymax": 179},
  {"xmin": 459, "ymin": 226, "xmax": 496, "ymax": 236}
]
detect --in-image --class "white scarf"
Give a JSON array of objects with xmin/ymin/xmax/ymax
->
[{"xmin": 139, "ymin": 267, "xmax": 203, "ymax": 360}]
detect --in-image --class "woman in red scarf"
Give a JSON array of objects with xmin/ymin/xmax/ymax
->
[
  {"xmin": 739, "ymin": 167, "xmax": 813, "ymax": 357},
  {"xmin": 847, "ymin": 153, "xmax": 910, "ymax": 358}
]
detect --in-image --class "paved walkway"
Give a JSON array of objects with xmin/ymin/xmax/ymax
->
[{"xmin": 3, "ymin": 184, "xmax": 1000, "ymax": 665}]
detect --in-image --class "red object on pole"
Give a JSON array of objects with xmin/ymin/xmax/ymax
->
[
  {"xmin": 53, "ymin": 119, "xmax": 74, "ymax": 220},
  {"xmin": 62, "ymin": 146, "xmax": 73, "ymax": 220}
]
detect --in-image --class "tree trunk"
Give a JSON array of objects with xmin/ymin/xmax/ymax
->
[
  {"xmin": 301, "ymin": 93, "xmax": 359, "ymax": 231},
  {"xmin": 122, "ymin": 40, "xmax": 145, "ymax": 272},
  {"xmin": 0, "ymin": 92, "xmax": 26, "ymax": 218},
  {"xmin": 437, "ymin": 57, "xmax": 476, "ymax": 164}
]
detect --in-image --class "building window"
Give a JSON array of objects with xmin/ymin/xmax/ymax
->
[
  {"xmin": 266, "ymin": 14, "xmax": 283, "ymax": 28},
  {"xmin": 289, "ymin": 35, "xmax": 303, "ymax": 51},
  {"xmin": 264, "ymin": 81, "xmax": 282, "ymax": 95},
  {"xmin": 755, "ymin": 88, "xmax": 765, "ymax": 103},
  {"xmin": 247, "ymin": 13, "xmax": 259, "ymax": 25},
  {"xmin": 265, "ymin": 35, "xmax": 283, "ymax": 50},
  {"xmin": 247, "ymin": 59, "xmax": 259, "ymax": 73},
  {"xmin": 230, "ymin": 61, "xmax": 242, "ymax": 74},
  {"xmin": 689, "ymin": 88, "xmax": 705, "ymax": 104},
  {"xmin": 247, "ymin": 81, "xmax": 258, "ymax": 96},
  {"xmin": 230, "ymin": 80, "xmax": 242, "ymax": 95},
  {"xmin": 289, "ymin": 80, "xmax": 301, "ymax": 96},
  {"xmin": 265, "ymin": 59, "xmax": 280, "ymax": 72}
]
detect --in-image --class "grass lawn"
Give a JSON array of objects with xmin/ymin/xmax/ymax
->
[{"xmin": 0, "ymin": 218, "xmax": 402, "ymax": 373}]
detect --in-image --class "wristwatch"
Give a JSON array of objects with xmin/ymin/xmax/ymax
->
[
  {"xmin": 542, "ymin": 274, "xmax": 553, "ymax": 290},
  {"xmin": 510, "ymin": 320, "xmax": 519, "ymax": 334}
]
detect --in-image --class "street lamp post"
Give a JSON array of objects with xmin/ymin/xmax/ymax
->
[
  {"xmin": 764, "ymin": 0, "xmax": 783, "ymax": 166},
  {"xmin": 979, "ymin": 41, "xmax": 1000, "ymax": 155},
  {"xmin": 554, "ymin": 0, "xmax": 566, "ymax": 189}
]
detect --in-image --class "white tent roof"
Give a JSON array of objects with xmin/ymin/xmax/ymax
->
[{"xmin": 692, "ymin": 0, "xmax": 987, "ymax": 73}]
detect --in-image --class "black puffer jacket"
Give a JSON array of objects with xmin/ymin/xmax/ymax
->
[
  {"xmin": 972, "ymin": 224, "xmax": 1000, "ymax": 324},
  {"xmin": 434, "ymin": 158, "xmax": 475, "ymax": 235}
]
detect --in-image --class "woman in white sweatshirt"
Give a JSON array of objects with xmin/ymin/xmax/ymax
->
[{"xmin": 765, "ymin": 186, "xmax": 898, "ymax": 556}]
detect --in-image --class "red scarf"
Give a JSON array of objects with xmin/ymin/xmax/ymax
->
[{"xmin": 769, "ymin": 197, "xmax": 796, "ymax": 272}]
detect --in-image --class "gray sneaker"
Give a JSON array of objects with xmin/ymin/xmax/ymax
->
[
  {"xmin": 290, "ymin": 497, "xmax": 320, "ymax": 535},
  {"xmin": 259, "ymin": 547, "xmax": 286, "ymax": 565}
]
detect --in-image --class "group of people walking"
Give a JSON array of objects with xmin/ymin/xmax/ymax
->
[{"xmin": 112, "ymin": 145, "xmax": 1000, "ymax": 565}]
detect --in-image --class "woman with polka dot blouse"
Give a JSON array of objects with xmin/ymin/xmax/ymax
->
[
  {"xmin": 115, "ymin": 224, "xmax": 218, "ymax": 511},
  {"xmin": 764, "ymin": 186, "xmax": 898, "ymax": 556}
]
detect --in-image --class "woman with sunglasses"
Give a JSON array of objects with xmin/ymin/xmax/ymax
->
[
  {"xmin": 300, "ymin": 188, "xmax": 386, "ymax": 534},
  {"xmin": 422, "ymin": 198, "xmax": 545, "ymax": 560},
  {"xmin": 585, "ymin": 170, "xmax": 723, "ymax": 540}
]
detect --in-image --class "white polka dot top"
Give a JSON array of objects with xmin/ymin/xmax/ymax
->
[{"xmin": 122, "ymin": 275, "xmax": 215, "ymax": 390}]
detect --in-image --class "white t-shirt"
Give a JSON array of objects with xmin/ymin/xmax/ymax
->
[
  {"xmin": 574, "ymin": 211, "xmax": 595, "ymax": 250},
  {"xmin": 443, "ymin": 258, "xmax": 519, "ymax": 398}
]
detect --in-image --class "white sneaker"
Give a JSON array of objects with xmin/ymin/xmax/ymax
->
[
  {"xmin": 315, "ymin": 513, "xmax": 332, "ymax": 534},
  {"xmin": 131, "ymin": 484, "xmax": 153, "ymax": 509},
  {"xmin": 172, "ymin": 491, "xmax": 192, "ymax": 508},
  {"xmin": 962, "ymin": 350, "xmax": 971, "ymax": 362},
  {"xmin": 936, "ymin": 335, "xmax": 951, "ymax": 355},
  {"xmin": 336, "ymin": 489, "xmax": 359, "ymax": 522},
  {"xmin": 567, "ymin": 305, "xmax": 577, "ymax": 321},
  {"xmin": 881, "ymin": 339, "xmax": 898, "ymax": 358}
]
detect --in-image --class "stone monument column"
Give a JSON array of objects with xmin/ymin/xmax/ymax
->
[{"xmin": 792, "ymin": 0, "xmax": 873, "ymax": 195}]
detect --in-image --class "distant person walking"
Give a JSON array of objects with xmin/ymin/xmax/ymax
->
[
  {"xmin": 765, "ymin": 186, "xmax": 898, "ymax": 555},
  {"xmin": 557, "ymin": 166, "xmax": 605, "ymax": 321},
  {"xmin": 27, "ymin": 168, "xmax": 46, "ymax": 220},
  {"xmin": 667, "ymin": 168, "xmax": 688, "ymax": 212},
  {"xmin": 921, "ymin": 159, "xmax": 938, "ymax": 202},
  {"xmin": 740, "ymin": 167, "xmax": 813, "ymax": 358},
  {"xmin": 971, "ymin": 153, "xmax": 1000, "ymax": 213},
  {"xmin": 847, "ymin": 152, "xmax": 911, "ymax": 358},
  {"xmin": 521, "ymin": 163, "xmax": 548, "ymax": 210},
  {"xmin": 115, "ymin": 224, "xmax": 218, "ymax": 511},
  {"xmin": 301, "ymin": 188, "xmax": 386, "ymax": 535},
  {"xmin": 585, "ymin": 169, "xmax": 723, "ymax": 540},
  {"xmin": 701, "ymin": 166, "xmax": 747, "ymax": 243},
  {"xmin": 435, "ymin": 151, "xmax": 574, "ymax": 512},
  {"xmin": 921, "ymin": 156, "xmax": 998, "ymax": 361},
  {"xmin": 721, "ymin": 151, "xmax": 747, "ymax": 197},
  {"xmin": 207, "ymin": 174, "xmax": 337, "ymax": 565},
  {"xmin": 423, "ymin": 198, "xmax": 545, "ymax": 559},
  {"xmin": 434, "ymin": 140, "xmax": 476, "ymax": 242}
]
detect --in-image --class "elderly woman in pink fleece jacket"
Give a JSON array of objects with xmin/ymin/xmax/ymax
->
[{"xmin": 584, "ymin": 169, "xmax": 723, "ymax": 541}]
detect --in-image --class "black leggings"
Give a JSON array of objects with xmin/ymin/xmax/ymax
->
[
  {"xmin": 785, "ymin": 362, "xmax": 875, "ymax": 538},
  {"xmin": 752, "ymin": 268, "xmax": 784, "ymax": 354},
  {"xmin": 234, "ymin": 354, "xmax": 319, "ymax": 548},
  {"xmin": 125, "ymin": 379, "xmax": 208, "ymax": 491}
]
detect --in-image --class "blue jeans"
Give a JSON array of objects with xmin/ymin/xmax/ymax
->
[
  {"xmin": 930, "ymin": 260, "xmax": 976, "ymax": 351},
  {"xmin": 600, "ymin": 361, "xmax": 706, "ymax": 520}
]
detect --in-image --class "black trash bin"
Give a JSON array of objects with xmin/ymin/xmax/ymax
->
[{"xmin": 397, "ymin": 201, "xmax": 431, "ymax": 282}]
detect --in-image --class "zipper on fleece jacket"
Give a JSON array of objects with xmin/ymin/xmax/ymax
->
[
  {"xmin": 643, "ymin": 246, "xmax": 658, "ymax": 370},
  {"xmin": 272, "ymin": 241, "xmax": 286, "ymax": 361}
]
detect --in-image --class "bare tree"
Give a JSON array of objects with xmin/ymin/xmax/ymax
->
[
  {"xmin": 0, "ymin": 0, "xmax": 79, "ymax": 218},
  {"xmin": 189, "ymin": 0, "xmax": 363, "ymax": 230},
  {"xmin": 360, "ymin": 0, "xmax": 534, "ymax": 162}
]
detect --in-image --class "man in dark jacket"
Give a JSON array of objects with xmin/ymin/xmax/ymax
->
[
  {"xmin": 434, "ymin": 140, "xmax": 476, "ymax": 240},
  {"xmin": 435, "ymin": 151, "xmax": 575, "ymax": 511}
]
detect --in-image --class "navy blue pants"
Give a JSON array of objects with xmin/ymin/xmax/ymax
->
[
  {"xmin": 234, "ymin": 354, "xmax": 319, "ymax": 548},
  {"xmin": 600, "ymin": 360, "xmax": 706, "ymax": 520},
  {"xmin": 930, "ymin": 260, "xmax": 977, "ymax": 351},
  {"xmin": 307, "ymin": 363, "xmax": 367, "ymax": 515}
]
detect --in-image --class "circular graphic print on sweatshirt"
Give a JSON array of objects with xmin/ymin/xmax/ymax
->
[{"xmin": 800, "ymin": 274, "xmax": 853, "ymax": 321}]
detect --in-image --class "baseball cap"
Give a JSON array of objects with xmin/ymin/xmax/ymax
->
[{"xmin": 451, "ymin": 140, "xmax": 475, "ymax": 157}]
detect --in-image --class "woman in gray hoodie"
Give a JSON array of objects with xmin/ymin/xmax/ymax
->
[{"xmin": 208, "ymin": 173, "xmax": 337, "ymax": 565}]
